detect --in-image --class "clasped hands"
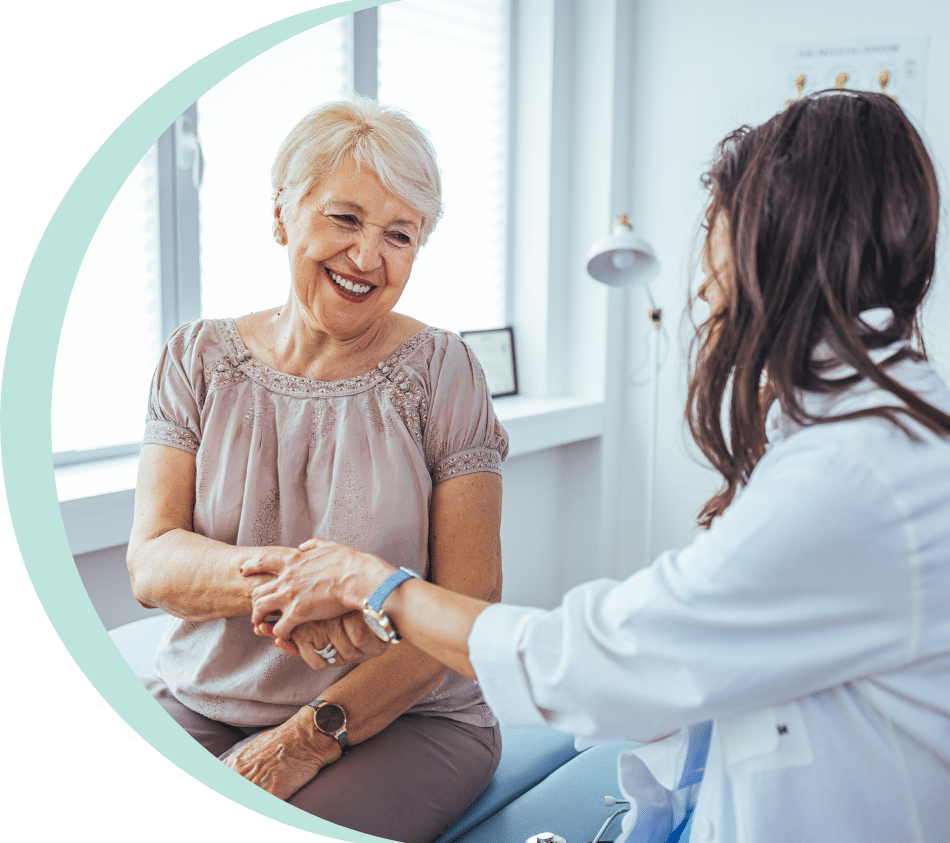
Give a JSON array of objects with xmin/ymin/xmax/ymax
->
[
  {"xmin": 223, "ymin": 538, "xmax": 395, "ymax": 799},
  {"xmin": 242, "ymin": 536, "xmax": 398, "ymax": 670}
]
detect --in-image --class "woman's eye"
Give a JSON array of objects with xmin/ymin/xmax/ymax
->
[
  {"xmin": 386, "ymin": 231, "xmax": 413, "ymax": 247},
  {"xmin": 331, "ymin": 214, "xmax": 360, "ymax": 227}
]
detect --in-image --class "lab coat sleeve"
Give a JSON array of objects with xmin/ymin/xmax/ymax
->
[
  {"xmin": 468, "ymin": 428, "xmax": 917, "ymax": 742},
  {"xmin": 468, "ymin": 603, "xmax": 556, "ymax": 727}
]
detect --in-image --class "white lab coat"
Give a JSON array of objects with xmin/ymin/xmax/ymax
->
[{"xmin": 469, "ymin": 312, "xmax": 950, "ymax": 842}]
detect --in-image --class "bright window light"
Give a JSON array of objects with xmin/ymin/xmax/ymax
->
[
  {"xmin": 52, "ymin": 145, "xmax": 162, "ymax": 454},
  {"xmin": 378, "ymin": 0, "xmax": 509, "ymax": 333}
]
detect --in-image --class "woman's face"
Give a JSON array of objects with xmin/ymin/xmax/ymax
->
[
  {"xmin": 699, "ymin": 210, "xmax": 732, "ymax": 316},
  {"xmin": 277, "ymin": 157, "xmax": 422, "ymax": 341}
]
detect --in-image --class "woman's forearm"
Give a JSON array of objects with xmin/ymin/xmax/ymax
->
[
  {"xmin": 129, "ymin": 444, "xmax": 281, "ymax": 622},
  {"xmin": 248, "ymin": 474, "xmax": 501, "ymax": 682},
  {"xmin": 312, "ymin": 640, "xmax": 449, "ymax": 744},
  {"xmin": 127, "ymin": 527, "xmax": 270, "ymax": 622}
]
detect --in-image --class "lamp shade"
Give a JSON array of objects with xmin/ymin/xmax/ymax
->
[{"xmin": 586, "ymin": 216, "xmax": 659, "ymax": 287}]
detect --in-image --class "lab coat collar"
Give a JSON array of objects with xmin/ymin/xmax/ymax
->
[{"xmin": 765, "ymin": 308, "xmax": 909, "ymax": 445}]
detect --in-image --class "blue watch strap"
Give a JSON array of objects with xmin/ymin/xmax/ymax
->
[{"xmin": 366, "ymin": 566, "xmax": 421, "ymax": 612}]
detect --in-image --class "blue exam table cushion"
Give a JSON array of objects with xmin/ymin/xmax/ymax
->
[
  {"xmin": 448, "ymin": 740, "xmax": 639, "ymax": 843},
  {"xmin": 435, "ymin": 726, "xmax": 581, "ymax": 842}
]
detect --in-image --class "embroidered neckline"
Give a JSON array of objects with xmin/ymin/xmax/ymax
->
[{"xmin": 212, "ymin": 318, "xmax": 437, "ymax": 397}]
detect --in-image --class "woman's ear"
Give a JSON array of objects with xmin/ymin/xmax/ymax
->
[{"xmin": 273, "ymin": 202, "xmax": 287, "ymax": 246}]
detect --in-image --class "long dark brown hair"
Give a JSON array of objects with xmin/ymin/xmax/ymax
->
[{"xmin": 687, "ymin": 89, "xmax": 950, "ymax": 528}]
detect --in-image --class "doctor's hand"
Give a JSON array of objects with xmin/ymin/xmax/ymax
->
[{"xmin": 243, "ymin": 537, "xmax": 396, "ymax": 640}]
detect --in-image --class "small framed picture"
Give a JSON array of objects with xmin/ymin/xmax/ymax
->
[{"xmin": 460, "ymin": 327, "xmax": 519, "ymax": 398}]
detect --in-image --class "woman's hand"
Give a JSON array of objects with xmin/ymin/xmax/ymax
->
[
  {"xmin": 223, "ymin": 706, "xmax": 341, "ymax": 800},
  {"xmin": 287, "ymin": 615, "xmax": 391, "ymax": 669},
  {"xmin": 257, "ymin": 616, "xmax": 391, "ymax": 669},
  {"xmin": 242, "ymin": 537, "xmax": 395, "ymax": 640}
]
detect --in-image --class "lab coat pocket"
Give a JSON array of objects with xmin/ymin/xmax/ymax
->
[{"xmin": 719, "ymin": 701, "xmax": 814, "ymax": 777}]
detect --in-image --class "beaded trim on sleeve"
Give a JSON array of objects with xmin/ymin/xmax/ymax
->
[
  {"xmin": 211, "ymin": 319, "xmax": 437, "ymax": 397},
  {"xmin": 376, "ymin": 366, "xmax": 429, "ymax": 445},
  {"xmin": 143, "ymin": 420, "xmax": 199, "ymax": 454},
  {"xmin": 432, "ymin": 448, "xmax": 503, "ymax": 484}
]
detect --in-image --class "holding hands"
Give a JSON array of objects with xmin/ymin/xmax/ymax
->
[
  {"xmin": 242, "ymin": 537, "xmax": 399, "ymax": 667},
  {"xmin": 269, "ymin": 614, "xmax": 391, "ymax": 669}
]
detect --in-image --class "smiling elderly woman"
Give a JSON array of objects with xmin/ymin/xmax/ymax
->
[{"xmin": 126, "ymin": 98, "xmax": 508, "ymax": 842}]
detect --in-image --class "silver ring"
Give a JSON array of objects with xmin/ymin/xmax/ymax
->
[{"xmin": 315, "ymin": 643, "xmax": 339, "ymax": 665}]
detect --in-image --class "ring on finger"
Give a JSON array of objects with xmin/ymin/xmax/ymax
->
[{"xmin": 315, "ymin": 643, "xmax": 339, "ymax": 665}]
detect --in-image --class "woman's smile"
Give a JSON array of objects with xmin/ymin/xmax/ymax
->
[{"xmin": 325, "ymin": 266, "xmax": 376, "ymax": 300}]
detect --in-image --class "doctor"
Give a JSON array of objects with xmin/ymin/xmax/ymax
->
[{"xmin": 244, "ymin": 90, "xmax": 950, "ymax": 842}]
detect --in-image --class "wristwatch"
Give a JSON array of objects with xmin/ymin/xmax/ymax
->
[
  {"xmin": 362, "ymin": 566, "xmax": 422, "ymax": 643},
  {"xmin": 308, "ymin": 699, "xmax": 348, "ymax": 750}
]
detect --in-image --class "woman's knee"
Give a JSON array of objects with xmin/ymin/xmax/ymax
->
[{"xmin": 287, "ymin": 714, "xmax": 500, "ymax": 842}]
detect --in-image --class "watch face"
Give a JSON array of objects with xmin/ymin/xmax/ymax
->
[
  {"xmin": 364, "ymin": 612, "xmax": 391, "ymax": 642},
  {"xmin": 315, "ymin": 704, "xmax": 345, "ymax": 734}
]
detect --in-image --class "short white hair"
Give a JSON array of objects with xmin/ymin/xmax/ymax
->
[{"xmin": 271, "ymin": 97, "xmax": 443, "ymax": 246}]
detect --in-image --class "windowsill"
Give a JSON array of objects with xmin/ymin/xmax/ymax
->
[
  {"xmin": 57, "ymin": 394, "xmax": 605, "ymax": 556},
  {"xmin": 494, "ymin": 393, "xmax": 604, "ymax": 458}
]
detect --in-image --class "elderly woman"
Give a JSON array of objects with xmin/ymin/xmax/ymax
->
[{"xmin": 127, "ymin": 98, "xmax": 507, "ymax": 842}]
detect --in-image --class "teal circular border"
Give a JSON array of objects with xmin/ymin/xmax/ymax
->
[{"xmin": 2, "ymin": 2, "xmax": 397, "ymax": 840}]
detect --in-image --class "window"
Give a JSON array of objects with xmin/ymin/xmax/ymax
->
[
  {"xmin": 378, "ymin": 0, "xmax": 509, "ymax": 331},
  {"xmin": 51, "ymin": 145, "xmax": 163, "ymax": 459},
  {"xmin": 53, "ymin": 2, "xmax": 511, "ymax": 462}
]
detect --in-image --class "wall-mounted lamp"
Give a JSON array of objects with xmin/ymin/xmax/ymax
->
[{"xmin": 587, "ymin": 214, "xmax": 663, "ymax": 570}]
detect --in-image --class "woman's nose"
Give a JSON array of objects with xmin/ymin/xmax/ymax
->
[{"xmin": 347, "ymin": 228, "xmax": 384, "ymax": 272}]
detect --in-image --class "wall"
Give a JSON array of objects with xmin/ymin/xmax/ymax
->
[
  {"xmin": 76, "ymin": 544, "xmax": 161, "ymax": 630},
  {"xmin": 607, "ymin": 0, "xmax": 950, "ymax": 571},
  {"xmin": 501, "ymin": 437, "xmax": 604, "ymax": 608}
]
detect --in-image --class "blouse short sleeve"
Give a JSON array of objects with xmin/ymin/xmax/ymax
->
[
  {"xmin": 423, "ymin": 332, "xmax": 509, "ymax": 484},
  {"xmin": 142, "ymin": 321, "xmax": 208, "ymax": 454}
]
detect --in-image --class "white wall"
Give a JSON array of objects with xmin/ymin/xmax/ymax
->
[
  {"xmin": 607, "ymin": 0, "xmax": 950, "ymax": 573},
  {"xmin": 501, "ymin": 438, "xmax": 604, "ymax": 608}
]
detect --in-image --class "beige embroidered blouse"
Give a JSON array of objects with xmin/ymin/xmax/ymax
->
[{"xmin": 143, "ymin": 318, "xmax": 509, "ymax": 728}]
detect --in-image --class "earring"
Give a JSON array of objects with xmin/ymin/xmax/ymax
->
[{"xmin": 274, "ymin": 234, "xmax": 283, "ymax": 244}]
